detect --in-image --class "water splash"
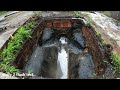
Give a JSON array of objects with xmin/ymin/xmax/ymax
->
[{"xmin": 57, "ymin": 37, "xmax": 68, "ymax": 79}]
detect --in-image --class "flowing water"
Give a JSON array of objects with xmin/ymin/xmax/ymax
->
[
  {"xmin": 57, "ymin": 37, "xmax": 68, "ymax": 79},
  {"xmin": 24, "ymin": 27, "xmax": 95, "ymax": 79}
]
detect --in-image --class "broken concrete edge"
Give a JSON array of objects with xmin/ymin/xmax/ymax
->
[
  {"xmin": 0, "ymin": 14, "xmax": 39, "ymax": 51},
  {"xmin": 0, "ymin": 16, "xmax": 113, "ymax": 77},
  {"xmin": 0, "ymin": 15, "xmax": 41, "ymax": 74},
  {"xmin": 0, "ymin": 11, "xmax": 21, "ymax": 22},
  {"xmin": 73, "ymin": 12, "xmax": 118, "ymax": 75},
  {"xmin": 13, "ymin": 17, "xmax": 108, "ymax": 77},
  {"xmin": 82, "ymin": 14, "xmax": 120, "ymax": 73},
  {"xmin": 92, "ymin": 24, "xmax": 120, "ymax": 72}
]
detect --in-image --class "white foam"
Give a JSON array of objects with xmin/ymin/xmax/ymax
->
[
  {"xmin": 59, "ymin": 37, "xmax": 67, "ymax": 44},
  {"xmin": 57, "ymin": 37, "xmax": 68, "ymax": 79}
]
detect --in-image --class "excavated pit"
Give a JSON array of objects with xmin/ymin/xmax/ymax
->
[{"xmin": 12, "ymin": 17, "xmax": 107, "ymax": 79}]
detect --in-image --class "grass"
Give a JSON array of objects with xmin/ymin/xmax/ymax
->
[
  {"xmin": 0, "ymin": 20, "xmax": 36, "ymax": 74},
  {"xmin": 111, "ymin": 53, "xmax": 120, "ymax": 70}
]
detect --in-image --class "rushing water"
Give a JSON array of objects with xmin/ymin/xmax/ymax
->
[
  {"xmin": 57, "ymin": 37, "xmax": 68, "ymax": 79},
  {"xmin": 24, "ymin": 27, "xmax": 95, "ymax": 79}
]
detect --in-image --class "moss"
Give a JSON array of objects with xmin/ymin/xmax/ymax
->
[
  {"xmin": 102, "ymin": 11, "xmax": 112, "ymax": 17},
  {"xmin": 115, "ymin": 20, "xmax": 120, "ymax": 26},
  {"xmin": 0, "ymin": 11, "xmax": 8, "ymax": 16},
  {"xmin": 34, "ymin": 11, "xmax": 42, "ymax": 17},
  {"xmin": 74, "ymin": 11, "xmax": 82, "ymax": 17}
]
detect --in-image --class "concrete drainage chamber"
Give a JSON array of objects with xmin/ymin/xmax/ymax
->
[{"xmin": 13, "ymin": 17, "xmax": 107, "ymax": 79}]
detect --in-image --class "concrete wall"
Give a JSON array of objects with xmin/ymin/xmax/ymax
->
[
  {"xmin": 111, "ymin": 11, "xmax": 120, "ymax": 21},
  {"xmin": 82, "ymin": 26, "xmax": 107, "ymax": 75}
]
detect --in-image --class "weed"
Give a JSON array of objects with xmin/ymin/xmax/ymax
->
[
  {"xmin": 34, "ymin": 11, "xmax": 42, "ymax": 17},
  {"xmin": 0, "ymin": 20, "xmax": 36, "ymax": 74},
  {"xmin": 111, "ymin": 53, "xmax": 120, "ymax": 70},
  {"xmin": 74, "ymin": 11, "xmax": 82, "ymax": 17},
  {"xmin": 86, "ymin": 18, "xmax": 93, "ymax": 27}
]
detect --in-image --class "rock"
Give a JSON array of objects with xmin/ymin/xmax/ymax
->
[
  {"xmin": 24, "ymin": 46, "xmax": 43, "ymax": 76},
  {"xmin": 42, "ymin": 28, "xmax": 53, "ymax": 42},
  {"xmin": 73, "ymin": 32, "xmax": 85, "ymax": 48},
  {"xmin": 78, "ymin": 53, "xmax": 95, "ymax": 79}
]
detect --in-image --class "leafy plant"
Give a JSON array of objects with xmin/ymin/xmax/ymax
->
[
  {"xmin": 0, "ymin": 20, "xmax": 36, "ymax": 74},
  {"xmin": 111, "ymin": 53, "xmax": 120, "ymax": 70}
]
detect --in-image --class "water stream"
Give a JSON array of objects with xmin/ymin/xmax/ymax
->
[
  {"xmin": 24, "ymin": 27, "xmax": 95, "ymax": 79},
  {"xmin": 57, "ymin": 37, "xmax": 68, "ymax": 79}
]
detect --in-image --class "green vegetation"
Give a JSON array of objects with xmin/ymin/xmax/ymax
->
[
  {"xmin": 74, "ymin": 11, "xmax": 93, "ymax": 27},
  {"xmin": 0, "ymin": 11, "xmax": 8, "ymax": 16},
  {"xmin": 0, "ymin": 20, "xmax": 36, "ymax": 74},
  {"xmin": 96, "ymin": 32, "xmax": 120, "ymax": 70},
  {"xmin": 96, "ymin": 31, "xmax": 120, "ymax": 71},
  {"xmin": 86, "ymin": 18, "xmax": 93, "ymax": 27},
  {"xmin": 111, "ymin": 53, "xmax": 120, "ymax": 70},
  {"xmin": 115, "ymin": 20, "xmax": 120, "ymax": 26},
  {"xmin": 102, "ymin": 11, "xmax": 112, "ymax": 17},
  {"xmin": 34, "ymin": 11, "xmax": 42, "ymax": 17},
  {"xmin": 74, "ymin": 11, "xmax": 82, "ymax": 17},
  {"xmin": 116, "ymin": 21, "xmax": 120, "ymax": 26}
]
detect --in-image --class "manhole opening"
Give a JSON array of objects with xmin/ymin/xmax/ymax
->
[{"xmin": 13, "ymin": 17, "xmax": 106, "ymax": 79}]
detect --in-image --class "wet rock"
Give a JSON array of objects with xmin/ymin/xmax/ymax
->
[
  {"xmin": 0, "ymin": 26, "xmax": 6, "ymax": 32},
  {"xmin": 42, "ymin": 37, "xmax": 59, "ymax": 48},
  {"xmin": 0, "ymin": 16, "xmax": 5, "ymax": 22},
  {"xmin": 107, "ymin": 11, "xmax": 120, "ymax": 21},
  {"xmin": 24, "ymin": 46, "xmax": 43, "ymax": 76},
  {"xmin": 69, "ymin": 52, "xmax": 80, "ymax": 79},
  {"xmin": 41, "ymin": 46, "xmax": 58, "ymax": 78},
  {"xmin": 42, "ymin": 28, "xmax": 53, "ymax": 42},
  {"xmin": 73, "ymin": 32, "xmax": 85, "ymax": 48},
  {"xmin": 78, "ymin": 53, "xmax": 95, "ymax": 79}
]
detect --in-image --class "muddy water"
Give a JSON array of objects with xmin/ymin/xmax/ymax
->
[{"xmin": 24, "ymin": 27, "xmax": 95, "ymax": 79}]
